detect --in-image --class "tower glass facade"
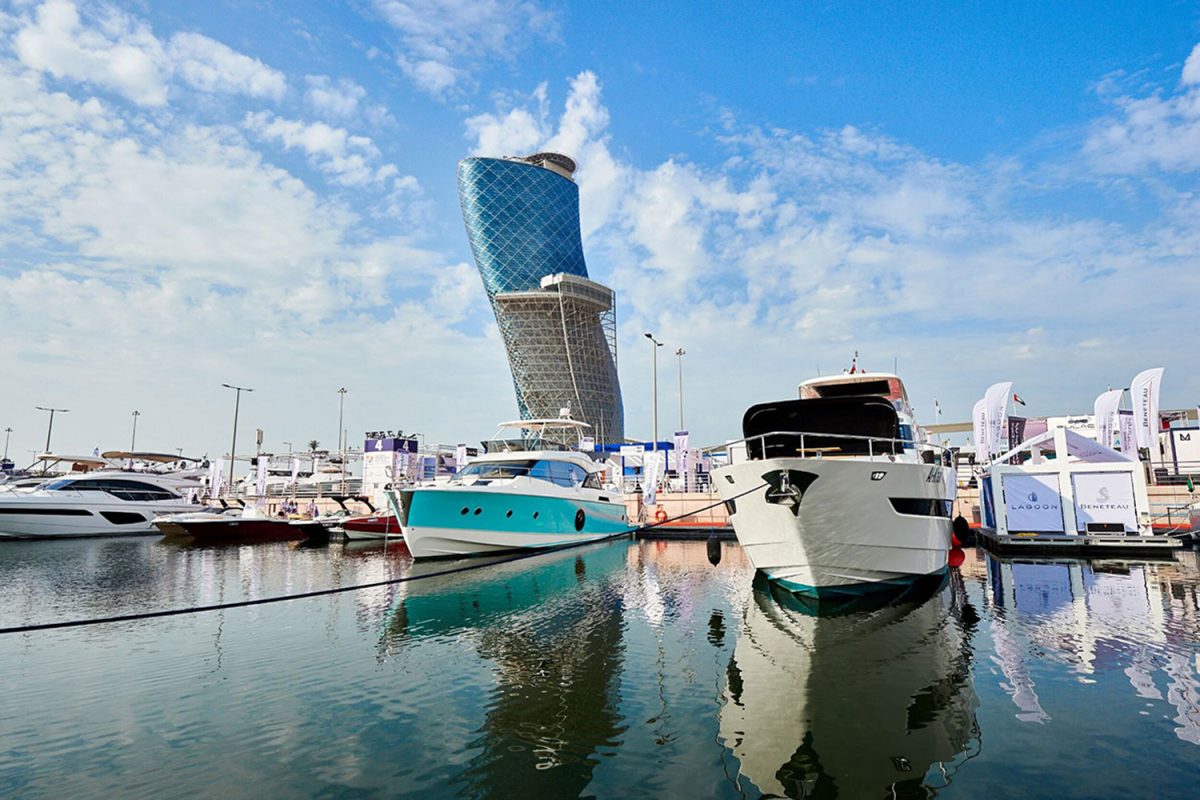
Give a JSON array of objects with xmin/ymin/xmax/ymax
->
[{"xmin": 458, "ymin": 154, "xmax": 624, "ymax": 442}]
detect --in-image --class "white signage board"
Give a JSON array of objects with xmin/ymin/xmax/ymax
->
[
  {"xmin": 1002, "ymin": 472, "xmax": 1065, "ymax": 533},
  {"xmin": 1071, "ymin": 471, "xmax": 1137, "ymax": 532}
]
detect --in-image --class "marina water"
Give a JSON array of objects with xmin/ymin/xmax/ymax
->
[{"xmin": 2, "ymin": 538, "xmax": 1199, "ymax": 798}]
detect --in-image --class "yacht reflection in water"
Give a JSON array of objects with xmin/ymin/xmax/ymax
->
[
  {"xmin": 382, "ymin": 542, "xmax": 628, "ymax": 797},
  {"xmin": 720, "ymin": 571, "xmax": 980, "ymax": 798}
]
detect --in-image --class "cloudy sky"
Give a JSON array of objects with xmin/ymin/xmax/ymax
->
[{"xmin": 1, "ymin": 0, "xmax": 1198, "ymax": 462}]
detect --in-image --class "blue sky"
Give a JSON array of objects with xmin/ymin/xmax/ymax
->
[{"xmin": 1, "ymin": 0, "xmax": 1198, "ymax": 461}]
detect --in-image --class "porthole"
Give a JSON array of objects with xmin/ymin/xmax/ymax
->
[
  {"xmin": 474, "ymin": 507, "xmax": 482, "ymax": 516},
  {"xmin": 506, "ymin": 510, "xmax": 513, "ymax": 518},
  {"xmin": 533, "ymin": 511, "xmax": 539, "ymax": 519},
  {"xmin": 574, "ymin": 509, "xmax": 586, "ymax": 531},
  {"xmin": 460, "ymin": 507, "xmax": 469, "ymax": 515}
]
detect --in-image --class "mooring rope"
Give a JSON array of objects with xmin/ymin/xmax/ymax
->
[{"xmin": 0, "ymin": 483, "xmax": 763, "ymax": 636}]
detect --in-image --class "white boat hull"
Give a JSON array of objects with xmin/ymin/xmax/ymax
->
[
  {"xmin": 714, "ymin": 457, "xmax": 955, "ymax": 596},
  {"xmin": 0, "ymin": 499, "xmax": 196, "ymax": 538}
]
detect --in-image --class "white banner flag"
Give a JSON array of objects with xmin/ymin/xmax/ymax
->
[
  {"xmin": 1129, "ymin": 367, "xmax": 1164, "ymax": 450},
  {"xmin": 455, "ymin": 443, "xmax": 467, "ymax": 470},
  {"xmin": 644, "ymin": 450, "xmax": 662, "ymax": 506},
  {"xmin": 210, "ymin": 458, "xmax": 225, "ymax": 498},
  {"xmin": 1093, "ymin": 389, "xmax": 1123, "ymax": 449},
  {"xmin": 255, "ymin": 457, "xmax": 268, "ymax": 499},
  {"xmin": 984, "ymin": 382, "xmax": 1013, "ymax": 458},
  {"xmin": 972, "ymin": 399, "xmax": 988, "ymax": 463},
  {"xmin": 1117, "ymin": 410, "xmax": 1137, "ymax": 455},
  {"xmin": 674, "ymin": 431, "xmax": 689, "ymax": 490}
]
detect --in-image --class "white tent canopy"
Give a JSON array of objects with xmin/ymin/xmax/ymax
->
[{"xmin": 988, "ymin": 427, "xmax": 1133, "ymax": 468}]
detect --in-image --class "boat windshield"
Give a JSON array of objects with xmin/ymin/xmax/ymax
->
[
  {"xmin": 455, "ymin": 459, "xmax": 592, "ymax": 488},
  {"xmin": 42, "ymin": 479, "xmax": 77, "ymax": 491},
  {"xmin": 456, "ymin": 460, "xmax": 537, "ymax": 481}
]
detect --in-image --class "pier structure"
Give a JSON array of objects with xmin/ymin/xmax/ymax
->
[{"xmin": 457, "ymin": 152, "xmax": 624, "ymax": 443}]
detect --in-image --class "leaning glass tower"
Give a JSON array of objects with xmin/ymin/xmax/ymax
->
[{"xmin": 457, "ymin": 152, "xmax": 624, "ymax": 443}]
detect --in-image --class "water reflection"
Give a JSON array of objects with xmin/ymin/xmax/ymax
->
[
  {"xmin": 383, "ymin": 543, "xmax": 628, "ymax": 798},
  {"xmin": 720, "ymin": 572, "xmax": 980, "ymax": 798},
  {"xmin": 980, "ymin": 550, "xmax": 1200, "ymax": 744}
]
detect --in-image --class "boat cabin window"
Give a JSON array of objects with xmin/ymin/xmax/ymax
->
[
  {"xmin": 528, "ymin": 460, "xmax": 589, "ymax": 487},
  {"xmin": 46, "ymin": 478, "xmax": 177, "ymax": 501},
  {"xmin": 582, "ymin": 471, "xmax": 603, "ymax": 490}
]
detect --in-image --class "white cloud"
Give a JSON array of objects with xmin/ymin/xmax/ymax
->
[
  {"xmin": 168, "ymin": 32, "xmax": 286, "ymax": 100},
  {"xmin": 372, "ymin": 0, "xmax": 558, "ymax": 97},
  {"xmin": 13, "ymin": 0, "xmax": 168, "ymax": 106},
  {"xmin": 1084, "ymin": 47, "xmax": 1200, "ymax": 173},
  {"xmin": 0, "ymin": 45, "xmax": 506, "ymax": 460},
  {"xmin": 1183, "ymin": 43, "xmax": 1200, "ymax": 86},
  {"xmin": 10, "ymin": 0, "xmax": 285, "ymax": 106},
  {"xmin": 304, "ymin": 74, "xmax": 366, "ymax": 118},
  {"xmin": 244, "ymin": 111, "xmax": 413, "ymax": 188}
]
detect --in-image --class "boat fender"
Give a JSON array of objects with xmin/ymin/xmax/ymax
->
[
  {"xmin": 707, "ymin": 534, "xmax": 721, "ymax": 566},
  {"xmin": 952, "ymin": 514, "xmax": 970, "ymax": 547},
  {"xmin": 654, "ymin": 508, "xmax": 668, "ymax": 524},
  {"xmin": 574, "ymin": 509, "xmax": 586, "ymax": 531}
]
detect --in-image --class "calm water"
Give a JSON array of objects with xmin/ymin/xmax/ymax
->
[{"xmin": 1, "ymin": 536, "xmax": 1199, "ymax": 798}]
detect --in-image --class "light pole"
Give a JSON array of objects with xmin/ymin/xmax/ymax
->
[
  {"xmin": 283, "ymin": 441, "xmax": 293, "ymax": 454},
  {"xmin": 130, "ymin": 410, "xmax": 141, "ymax": 451},
  {"xmin": 336, "ymin": 387, "xmax": 347, "ymax": 492},
  {"xmin": 644, "ymin": 333, "xmax": 663, "ymax": 451},
  {"xmin": 675, "ymin": 347, "xmax": 686, "ymax": 431},
  {"xmin": 3, "ymin": 427, "xmax": 12, "ymax": 461},
  {"xmin": 221, "ymin": 384, "xmax": 253, "ymax": 494},
  {"xmin": 34, "ymin": 406, "xmax": 68, "ymax": 454}
]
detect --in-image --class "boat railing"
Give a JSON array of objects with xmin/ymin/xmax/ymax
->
[{"xmin": 704, "ymin": 429, "xmax": 948, "ymax": 463}]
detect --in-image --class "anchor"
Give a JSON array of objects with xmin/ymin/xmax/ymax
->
[{"xmin": 762, "ymin": 469, "xmax": 819, "ymax": 516}]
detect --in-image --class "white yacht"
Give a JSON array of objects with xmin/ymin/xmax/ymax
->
[
  {"xmin": 713, "ymin": 372, "xmax": 956, "ymax": 598},
  {"xmin": 389, "ymin": 419, "xmax": 631, "ymax": 559},
  {"xmin": 0, "ymin": 467, "xmax": 203, "ymax": 539}
]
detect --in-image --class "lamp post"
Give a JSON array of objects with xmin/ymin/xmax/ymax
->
[
  {"xmin": 130, "ymin": 410, "xmax": 141, "ymax": 451},
  {"xmin": 644, "ymin": 333, "xmax": 663, "ymax": 451},
  {"xmin": 283, "ymin": 441, "xmax": 293, "ymax": 454},
  {"xmin": 336, "ymin": 387, "xmax": 348, "ymax": 493},
  {"xmin": 221, "ymin": 384, "xmax": 253, "ymax": 494},
  {"xmin": 3, "ymin": 427, "xmax": 12, "ymax": 461},
  {"xmin": 675, "ymin": 347, "xmax": 686, "ymax": 431},
  {"xmin": 34, "ymin": 406, "xmax": 68, "ymax": 454}
]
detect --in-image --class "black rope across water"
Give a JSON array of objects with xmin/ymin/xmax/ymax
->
[{"xmin": 0, "ymin": 482, "xmax": 765, "ymax": 637}]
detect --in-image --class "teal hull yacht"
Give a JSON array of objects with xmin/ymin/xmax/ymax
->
[{"xmin": 389, "ymin": 418, "xmax": 632, "ymax": 559}]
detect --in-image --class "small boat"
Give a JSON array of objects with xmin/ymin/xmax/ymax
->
[
  {"xmin": 713, "ymin": 371, "xmax": 955, "ymax": 598},
  {"xmin": 341, "ymin": 513, "xmax": 401, "ymax": 540},
  {"xmin": 155, "ymin": 505, "xmax": 324, "ymax": 543},
  {"xmin": 389, "ymin": 418, "xmax": 631, "ymax": 559}
]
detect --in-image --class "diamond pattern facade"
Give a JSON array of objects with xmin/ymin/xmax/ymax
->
[{"xmin": 458, "ymin": 156, "xmax": 624, "ymax": 442}]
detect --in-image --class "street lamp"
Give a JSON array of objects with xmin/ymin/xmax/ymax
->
[
  {"xmin": 221, "ymin": 384, "xmax": 253, "ymax": 493},
  {"xmin": 3, "ymin": 427, "xmax": 12, "ymax": 461},
  {"xmin": 675, "ymin": 347, "xmax": 686, "ymax": 431},
  {"xmin": 34, "ymin": 406, "xmax": 68, "ymax": 454},
  {"xmin": 337, "ymin": 387, "xmax": 347, "ymax": 492},
  {"xmin": 644, "ymin": 333, "xmax": 663, "ymax": 451},
  {"xmin": 130, "ymin": 410, "xmax": 141, "ymax": 451},
  {"xmin": 283, "ymin": 441, "xmax": 293, "ymax": 454}
]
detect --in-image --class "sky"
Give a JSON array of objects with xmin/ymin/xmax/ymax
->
[{"xmin": 1, "ymin": 0, "xmax": 1199, "ymax": 463}]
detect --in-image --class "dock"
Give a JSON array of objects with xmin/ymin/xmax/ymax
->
[{"xmin": 975, "ymin": 526, "xmax": 1184, "ymax": 556}]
